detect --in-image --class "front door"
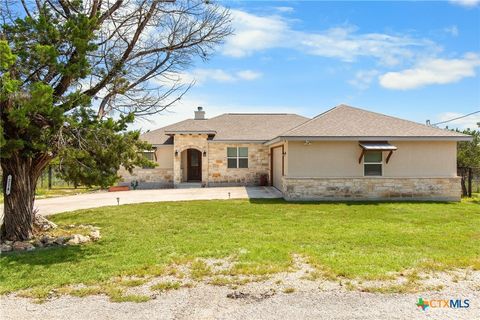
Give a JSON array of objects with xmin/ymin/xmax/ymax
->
[
  {"xmin": 187, "ymin": 149, "xmax": 202, "ymax": 181},
  {"xmin": 272, "ymin": 146, "xmax": 283, "ymax": 191}
]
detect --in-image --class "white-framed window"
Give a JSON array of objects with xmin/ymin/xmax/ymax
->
[
  {"xmin": 227, "ymin": 147, "xmax": 248, "ymax": 168},
  {"xmin": 363, "ymin": 151, "xmax": 382, "ymax": 176}
]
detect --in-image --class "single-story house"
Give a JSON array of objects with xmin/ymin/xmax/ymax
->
[{"xmin": 118, "ymin": 104, "xmax": 472, "ymax": 201}]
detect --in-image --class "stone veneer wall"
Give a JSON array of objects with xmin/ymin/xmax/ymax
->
[
  {"xmin": 282, "ymin": 177, "xmax": 461, "ymax": 201},
  {"xmin": 207, "ymin": 143, "xmax": 270, "ymax": 186},
  {"xmin": 118, "ymin": 167, "xmax": 174, "ymax": 189},
  {"xmin": 173, "ymin": 134, "xmax": 209, "ymax": 185}
]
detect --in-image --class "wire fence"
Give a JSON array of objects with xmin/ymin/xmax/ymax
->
[
  {"xmin": 458, "ymin": 167, "xmax": 480, "ymax": 197},
  {"xmin": 1, "ymin": 165, "xmax": 87, "ymax": 191},
  {"xmin": 37, "ymin": 166, "xmax": 80, "ymax": 189}
]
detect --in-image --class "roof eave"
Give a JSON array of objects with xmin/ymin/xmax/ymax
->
[
  {"xmin": 164, "ymin": 130, "xmax": 217, "ymax": 135},
  {"xmin": 266, "ymin": 135, "xmax": 473, "ymax": 143},
  {"xmin": 209, "ymin": 139, "xmax": 267, "ymax": 144}
]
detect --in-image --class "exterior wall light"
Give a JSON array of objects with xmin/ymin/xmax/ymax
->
[
  {"xmin": 175, "ymin": 150, "xmax": 179, "ymax": 157},
  {"xmin": 203, "ymin": 151, "xmax": 207, "ymax": 157}
]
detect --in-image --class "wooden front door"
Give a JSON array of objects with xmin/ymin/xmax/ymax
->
[{"xmin": 187, "ymin": 149, "xmax": 202, "ymax": 181}]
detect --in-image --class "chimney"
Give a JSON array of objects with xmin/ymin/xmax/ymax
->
[{"xmin": 194, "ymin": 106, "xmax": 205, "ymax": 120}]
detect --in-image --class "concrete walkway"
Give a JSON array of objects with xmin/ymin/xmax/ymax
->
[{"xmin": 1, "ymin": 187, "xmax": 282, "ymax": 217}]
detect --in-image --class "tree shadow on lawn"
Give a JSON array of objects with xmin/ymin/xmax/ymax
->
[
  {"xmin": 0, "ymin": 245, "xmax": 88, "ymax": 267},
  {"xmin": 248, "ymin": 198, "xmax": 451, "ymax": 206}
]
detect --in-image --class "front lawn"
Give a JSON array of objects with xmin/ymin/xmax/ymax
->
[{"xmin": 1, "ymin": 198, "xmax": 479, "ymax": 295}]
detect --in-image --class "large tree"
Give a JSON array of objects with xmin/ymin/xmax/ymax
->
[
  {"xmin": 456, "ymin": 126, "xmax": 480, "ymax": 195},
  {"xmin": 0, "ymin": 0, "xmax": 231, "ymax": 240}
]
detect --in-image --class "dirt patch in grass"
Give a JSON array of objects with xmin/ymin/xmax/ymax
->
[{"xmin": 12, "ymin": 254, "xmax": 480, "ymax": 305}]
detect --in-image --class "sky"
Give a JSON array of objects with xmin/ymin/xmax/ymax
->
[{"xmin": 136, "ymin": 0, "xmax": 480, "ymax": 132}]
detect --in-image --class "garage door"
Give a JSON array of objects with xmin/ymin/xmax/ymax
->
[{"xmin": 272, "ymin": 146, "xmax": 283, "ymax": 191}]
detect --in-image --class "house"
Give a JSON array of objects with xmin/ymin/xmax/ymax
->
[{"xmin": 118, "ymin": 105, "xmax": 472, "ymax": 201}]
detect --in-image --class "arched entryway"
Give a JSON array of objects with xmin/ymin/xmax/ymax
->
[{"xmin": 181, "ymin": 148, "xmax": 202, "ymax": 182}]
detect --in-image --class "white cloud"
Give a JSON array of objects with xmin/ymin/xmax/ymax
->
[
  {"xmin": 274, "ymin": 6, "xmax": 294, "ymax": 13},
  {"xmin": 191, "ymin": 69, "xmax": 236, "ymax": 84},
  {"xmin": 379, "ymin": 53, "xmax": 480, "ymax": 90},
  {"xmin": 444, "ymin": 25, "xmax": 459, "ymax": 37},
  {"xmin": 173, "ymin": 68, "xmax": 262, "ymax": 85},
  {"xmin": 236, "ymin": 70, "xmax": 262, "ymax": 80},
  {"xmin": 349, "ymin": 70, "xmax": 380, "ymax": 89},
  {"xmin": 300, "ymin": 28, "xmax": 433, "ymax": 66},
  {"xmin": 223, "ymin": 9, "xmax": 438, "ymax": 66},
  {"xmin": 435, "ymin": 112, "xmax": 480, "ymax": 130},
  {"xmin": 223, "ymin": 10, "xmax": 289, "ymax": 58},
  {"xmin": 450, "ymin": 0, "xmax": 480, "ymax": 7}
]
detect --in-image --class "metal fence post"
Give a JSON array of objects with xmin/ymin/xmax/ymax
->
[
  {"xmin": 468, "ymin": 167, "xmax": 473, "ymax": 198},
  {"xmin": 48, "ymin": 166, "xmax": 52, "ymax": 189}
]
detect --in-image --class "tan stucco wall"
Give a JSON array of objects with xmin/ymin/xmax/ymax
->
[
  {"xmin": 287, "ymin": 141, "xmax": 361, "ymax": 177},
  {"xmin": 207, "ymin": 143, "xmax": 270, "ymax": 186},
  {"xmin": 117, "ymin": 146, "xmax": 174, "ymax": 189},
  {"xmin": 383, "ymin": 141, "xmax": 457, "ymax": 177},
  {"xmin": 155, "ymin": 146, "xmax": 174, "ymax": 169},
  {"xmin": 287, "ymin": 140, "xmax": 457, "ymax": 178}
]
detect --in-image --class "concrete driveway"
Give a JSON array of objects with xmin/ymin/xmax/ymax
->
[{"xmin": 1, "ymin": 187, "xmax": 282, "ymax": 217}]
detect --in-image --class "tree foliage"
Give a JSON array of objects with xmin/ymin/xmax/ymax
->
[
  {"xmin": 0, "ymin": 0, "xmax": 231, "ymax": 240},
  {"xmin": 456, "ymin": 127, "xmax": 480, "ymax": 168}
]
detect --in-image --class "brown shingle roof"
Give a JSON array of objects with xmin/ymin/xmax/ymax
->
[
  {"xmin": 141, "ymin": 113, "xmax": 309, "ymax": 144},
  {"xmin": 142, "ymin": 105, "xmax": 471, "ymax": 145},
  {"xmin": 278, "ymin": 105, "xmax": 471, "ymax": 140},
  {"xmin": 140, "ymin": 128, "xmax": 173, "ymax": 145},
  {"xmin": 206, "ymin": 113, "xmax": 309, "ymax": 141},
  {"xmin": 163, "ymin": 119, "xmax": 217, "ymax": 134}
]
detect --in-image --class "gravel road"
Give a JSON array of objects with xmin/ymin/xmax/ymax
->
[
  {"xmin": 2, "ymin": 259, "xmax": 478, "ymax": 320},
  {"xmin": 2, "ymin": 283, "xmax": 479, "ymax": 320}
]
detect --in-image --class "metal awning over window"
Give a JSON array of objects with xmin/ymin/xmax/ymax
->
[
  {"xmin": 358, "ymin": 141, "xmax": 397, "ymax": 163},
  {"xmin": 359, "ymin": 142, "xmax": 398, "ymax": 151}
]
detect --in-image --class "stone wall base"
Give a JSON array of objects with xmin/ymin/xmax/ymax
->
[
  {"xmin": 118, "ymin": 167, "xmax": 174, "ymax": 189},
  {"xmin": 282, "ymin": 177, "xmax": 461, "ymax": 202}
]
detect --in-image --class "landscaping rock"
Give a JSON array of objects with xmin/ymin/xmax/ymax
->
[
  {"xmin": 40, "ymin": 235, "xmax": 56, "ymax": 246},
  {"xmin": 33, "ymin": 214, "xmax": 57, "ymax": 231},
  {"xmin": 32, "ymin": 239, "xmax": 44, "ymax": 248},
  {"xmin": 89, "ymin": 229, "xmax": 101, "ymax": 241},
  {"xmin": 227, "ymin": 291, "xmax": 250, "ymax": 299},
  {"xmin": 12, "ymin": 241, "xmax": 35, "ymax": 251},
  {"xmin": 55, "ymin": 236, "xmax": 70, "ymax": 245},
  {"xmin": 0, "ymin": 243, "xmax": 13, "ymax": 252},
  {"xmin": 67, "ymin": 234, "xmax": 90, "ymax": 245}
]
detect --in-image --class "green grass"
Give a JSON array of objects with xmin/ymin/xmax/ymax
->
[
  {"xmin": 1, "ymin": 198, "xmax": 479, "ymax": 295},
  {"xmin": 150, "ymin": 281, "xmax": 181, "ymax": 292}
]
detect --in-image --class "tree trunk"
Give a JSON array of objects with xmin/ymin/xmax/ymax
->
[
  {"xmin": 459, "ymin": 169, "xmax": 468, "ymax": 197},
  {"xmin": 1, "ymin": 155, "xmax": 42, "ymax": 241}
]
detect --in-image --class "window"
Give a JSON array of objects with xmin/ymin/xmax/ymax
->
[
  {"xmin": 227, "ymin": 147, "xmax": 248, "ymax": 168},
  {"xmin": 141, "ymin": 151, "xmax": 156, "ymax": 168},
  {"xmin": 363, "ymin": 151, "xmax": 382, "ymax": 176}
]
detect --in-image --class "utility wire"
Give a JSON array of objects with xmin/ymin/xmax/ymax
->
[{"xmin": 432, "ymin": 110, "xmax": 480, "ymax": 126}]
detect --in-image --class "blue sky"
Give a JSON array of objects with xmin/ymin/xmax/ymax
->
[{"xmin": 142, "ymin": 0, "xmax": 480, "ymax": 131}]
